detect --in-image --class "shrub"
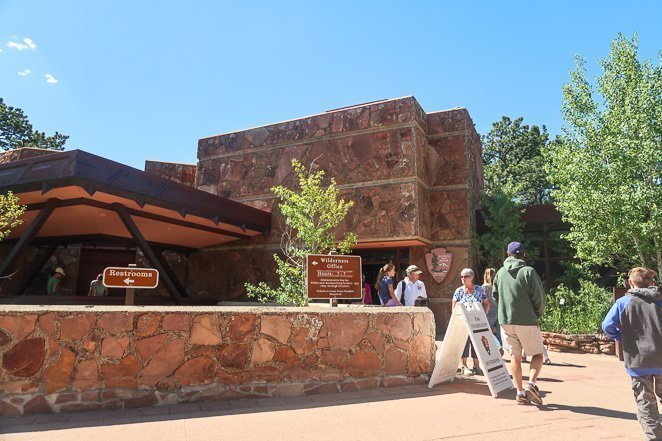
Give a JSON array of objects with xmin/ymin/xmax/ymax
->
[
  {"xmin": 245, "ymin": 160, "xmax": 357, "ymax": 306},
  {"xmin": 540, "ymin": 280, "xmax": 612, "ymax": 335}
]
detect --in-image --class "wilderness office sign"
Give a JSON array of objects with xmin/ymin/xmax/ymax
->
[{"xmin": 306, "ymin": 254, "xmax": 362, "ymax": 300}]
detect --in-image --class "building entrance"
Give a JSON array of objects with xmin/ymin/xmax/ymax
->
[
  {"xmin": 352, "ymin": 248, "xmax": 410, "ymax": 304},
  {"xmin": 76, "ymin": 248, "xmax": 138, "ymax": 297}
]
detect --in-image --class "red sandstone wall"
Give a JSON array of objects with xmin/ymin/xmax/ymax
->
[
  {"xmin": 144, "ymin": 160, "xmax": 197, "ymax": 187},
  {"xmin": 191, "ymin": 97, "xmax": 483, "ymax": 332},
  {"xmin": 0, "ymin": 147, "xmax": 60, "ymax": 164},
  {"xmin": 0, "ymin": 306, "xmax": 435, "ymax": 416}
]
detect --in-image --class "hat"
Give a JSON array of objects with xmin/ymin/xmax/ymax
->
[
  {"xmin": 54, "ymin": 267, "xmax": 66, "ymax": 276},
  {"xmin": 406, "ymin": 265, "xmax": 423, "ymax": 274},
  {"xmin": 507, "ymin": 242, "xmax": 524, "ymax": 255}
]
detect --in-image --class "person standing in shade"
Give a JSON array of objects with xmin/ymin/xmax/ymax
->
[
  {"xmin": 88, "ymin": 274, "xmax": 108, "ymax": 297},
  {"xmin": 453, "ymin": 268, "xmax": 489, "ymax": 375},
  {"xmin": 394, "ymin": 265, "xmax": 427, "ymax": 307},
  {"xmin": 361, "ymin": 274, "xmax": 372, "ymax": 305},
  {"xmin": 375, "ymin": 264, "xmax": 400, "ymax": 306},
  {"xmin": 46, "ymin": 267, "xmax": 66, "ymax": 295},
  {"xmin": 602, "ymin": 267, "xmax": 662, "ymax": 440},
  {"xmin": 493, "ymin": 241, "xmax": 546, "ymax": 405}
]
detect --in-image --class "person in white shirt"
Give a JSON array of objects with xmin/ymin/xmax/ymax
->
[{"xmin": 394, "ymin": 265, "xmax": 427, "ymax": 306}]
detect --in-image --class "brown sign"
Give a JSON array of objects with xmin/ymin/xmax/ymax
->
[
  {"xmin": 103, "ymin": 267, "xmax": 159, "ymax": 289},
  {"xmin": 425, "ymin": 248, "xmax": 452, "ymax": 283},
  {"xmin": 306, "ymin": 254, "xmax": 362, "ymax": 300}
]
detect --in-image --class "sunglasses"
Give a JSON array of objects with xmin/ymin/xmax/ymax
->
[{"xmin": 460, "ymin": 275, "xmax": 472, "ymax": 279}]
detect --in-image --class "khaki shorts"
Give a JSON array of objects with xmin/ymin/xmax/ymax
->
[{"xmin": 500, "ymin": 324, "xmax": 545, "ymax": 356}]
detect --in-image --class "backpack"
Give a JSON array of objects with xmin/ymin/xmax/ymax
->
[{"xmin": 399, "ymin": 280, "xmax": 407, "ymax": 306}]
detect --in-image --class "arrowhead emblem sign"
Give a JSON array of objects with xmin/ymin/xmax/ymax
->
[{"xmin": 425, "ymin": 248, "xmax": 452, "ymax": 283}]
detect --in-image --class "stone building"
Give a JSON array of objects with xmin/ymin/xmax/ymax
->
[
  {"xmin": 184, "ymin": 96, "xmax": 483, "ymax": 330},
  {"xmin": 0, "ymin": 96, "xmax": 483, "ymax": 332}
]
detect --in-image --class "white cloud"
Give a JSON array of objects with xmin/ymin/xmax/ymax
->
[
  {"xmin": 6, "ymin": 37, "xmax": 37, "ymax": 51},
  {"xmin": 7, "ymin": 41, "xmax": 28, "ymax": 51},
  {"xmin": 45, "ymin": 73, "xmax": 58, "ymax": 84},
  {"xmin": 23, "ymin": 38, "xmax": 37, "ymax": 50},
  {"xmin": 17, "ymin": 69, "xmax": 32, "ymax": 76}
]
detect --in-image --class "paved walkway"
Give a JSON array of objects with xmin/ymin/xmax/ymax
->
[{"xmin": 0, "ymin": 351, "xmax": 645, "ymax": 440}]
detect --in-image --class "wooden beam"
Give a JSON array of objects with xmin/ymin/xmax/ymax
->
[
  {"xmin": 151, "ymin": 247, "xmax": 189, "ymax": 304},
  {"xmin": 0, "ymin": 198, "xmax": 58, "ymax": 278},
  {"xmin": 11, "ymin": 242, "xmax": 60, "ymax": 296},
  {"xmin": 112, "ymin": 203, "xmax": 185, "ymax": 304}
]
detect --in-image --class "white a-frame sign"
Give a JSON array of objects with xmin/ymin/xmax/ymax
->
[{"xmin": 428, "ymin": 302, "xmax": 513, "ymax": 397}]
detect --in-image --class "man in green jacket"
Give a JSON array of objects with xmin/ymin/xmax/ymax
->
[{"xmin": 493, "ymin": 242, "xmax": 546, "ymax": 406}]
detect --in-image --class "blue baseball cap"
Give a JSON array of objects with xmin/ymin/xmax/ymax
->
[{"xmin": 507, "ymin": 242, "xmax": 524, "ymax": 255}]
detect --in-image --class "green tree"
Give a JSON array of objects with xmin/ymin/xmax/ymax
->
[
  {"xmin": 0, "ymin": 98, "xmax": 68, "ymax": 151},
  {"xmin": 477, "ymin": 189, "xmax": 525, "ymax": 269},
  {"xmin": 546, "ymin": 34, "xmax": 661, "ymax": 277},
  {"xmin": 482, "ymin": 116, "xmax": 553, "ymax": 205},
  {"xmin": 246, "ymin": 159, "xmax": 357, "ymax": 306},
  {"xmin": 0, "ymin": 191, "xmax": 25, "ymax": 241}
]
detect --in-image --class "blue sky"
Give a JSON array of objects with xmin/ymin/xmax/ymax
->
[{"xmin": 1, "ymin": 1, "xmax": 660, "ymax": 169}]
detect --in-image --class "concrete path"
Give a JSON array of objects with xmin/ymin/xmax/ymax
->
[{"xmin": 0, "ymin": 351, "xmax": 645, "ymax": 440}]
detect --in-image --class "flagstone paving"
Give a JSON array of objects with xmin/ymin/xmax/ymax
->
[{"xmin": 0, "ymin": 350, "xmax": 644, "ymax": 440}]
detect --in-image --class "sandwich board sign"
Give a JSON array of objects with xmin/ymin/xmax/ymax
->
[
  {"xmin": 306, "ymin": 254, "xmax": 362, "ymax": 300},
  {"xmin": 428, "ymin": 302, "xmax": 513, "ymax": 397}
]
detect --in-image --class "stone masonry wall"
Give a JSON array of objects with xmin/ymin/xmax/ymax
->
[
  {"xmin": 191, "ymin": 97, "xmax": 483, "ymax": 332},
  {"xmin": 0, "ymin": 305, "xmax": 435, "ymax": 416},
  {"xmin": 0, "ymin": 147, "xmax": 58, "ymax": 164},
  {"xmin": 144, "ymin": 160, "xmax": 197, "ymax": 187}
]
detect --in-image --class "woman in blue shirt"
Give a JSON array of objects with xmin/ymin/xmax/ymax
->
[
  {"xmin": 453, "ymin": 268, "xmax": 489, "ymax": 375},
  {"xmin": 375, "ymin": 264, "xmax": 399, "ymax": 306}
]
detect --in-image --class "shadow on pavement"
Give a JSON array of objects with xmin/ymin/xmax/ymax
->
[
  {"xmin": 535, "ymin": 377, "xmax": 564, "ymax": 383},
  {"xmin": 0, "ymin": 380, "xmax": 498, "ymax": 435},
  {"xmin": 541, "ymin": 403, "xmax": 637, "ymax": 420}
]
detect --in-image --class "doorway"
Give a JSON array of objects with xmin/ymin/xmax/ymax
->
[
  {"xmin": 353, "ymin": 247, "xmax": 410, "ymax": 303},
  {"xmin": 76, "ymin": 248, "xmax": 138, "ymax": 296}
]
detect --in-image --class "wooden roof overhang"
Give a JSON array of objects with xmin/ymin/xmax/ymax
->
[{"xmin": 0, "ymin": 149, "xmax": 272, "ymax": 303}]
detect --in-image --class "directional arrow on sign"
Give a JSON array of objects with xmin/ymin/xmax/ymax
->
[
  {"xmin": 124, "ymin": 278, "xmax": 135, "ymax": 285},
  {"xmin": 312, "ymin": 261, "xmax": 318, "ymax": 266}
]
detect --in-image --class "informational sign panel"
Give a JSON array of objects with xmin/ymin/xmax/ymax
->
[
  {"xmin": 429, "ymin": 302, "xmax": 513, "ymax": 397},
  {"xmin": 306, "ymin": 254, "xmax": 362, "ymax": 300},
  {"xmin": 103, "ymin": 267, "xmax": 159, "ymax": 289}
]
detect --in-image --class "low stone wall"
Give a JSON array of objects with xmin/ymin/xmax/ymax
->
[
  {"xmin": 542, "ymin": 332, "xmax": 615, "ymax": 355},
  {"xmin": 0, "ymin": 305, "xmax": 435, "ymax": 416}
]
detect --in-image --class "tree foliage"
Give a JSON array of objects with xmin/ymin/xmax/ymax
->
[
  {"xmin": 246, "ymin": 160, "xmax": 357, "ymax": 306},
  {"xmin": 0, "ymin": 191, "xmax": 25, "ymax": 241},
  {"xmin": 482, "ymin": 116, "xmax": 553, "ymax": 205},
  {"xmin": 541, "ymin": 281, "xmax": 612, "ymax": 334},
  {"xmin": 0, "ymin": 98, "xmax": 68, "ymax": 151},
  {"xmin": 545, "ymin": 34, "xmax": 661, "ymax": 277},
  {"xmin": 477, "ymin": 189, "xmax": 525, "ymax": 269}
]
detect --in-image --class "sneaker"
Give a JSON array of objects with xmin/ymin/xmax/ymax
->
[
  {"xmin": 461, "ymin": 366, "xmax": 474, "ymax": 376},
  {"xmin": 544, "ymin": 358, "xmax": 552, "ymax": 365},
  {"xmin": 473, "ymin": 367, "xmax": 484, "ymax": 376},
  {"xmin": 516, "ymin": 393, "xmax": 530, "ymax": 405},
  {"xmin": 525, "ymin": 383, "xmax": 543, "ymax": 405}
]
